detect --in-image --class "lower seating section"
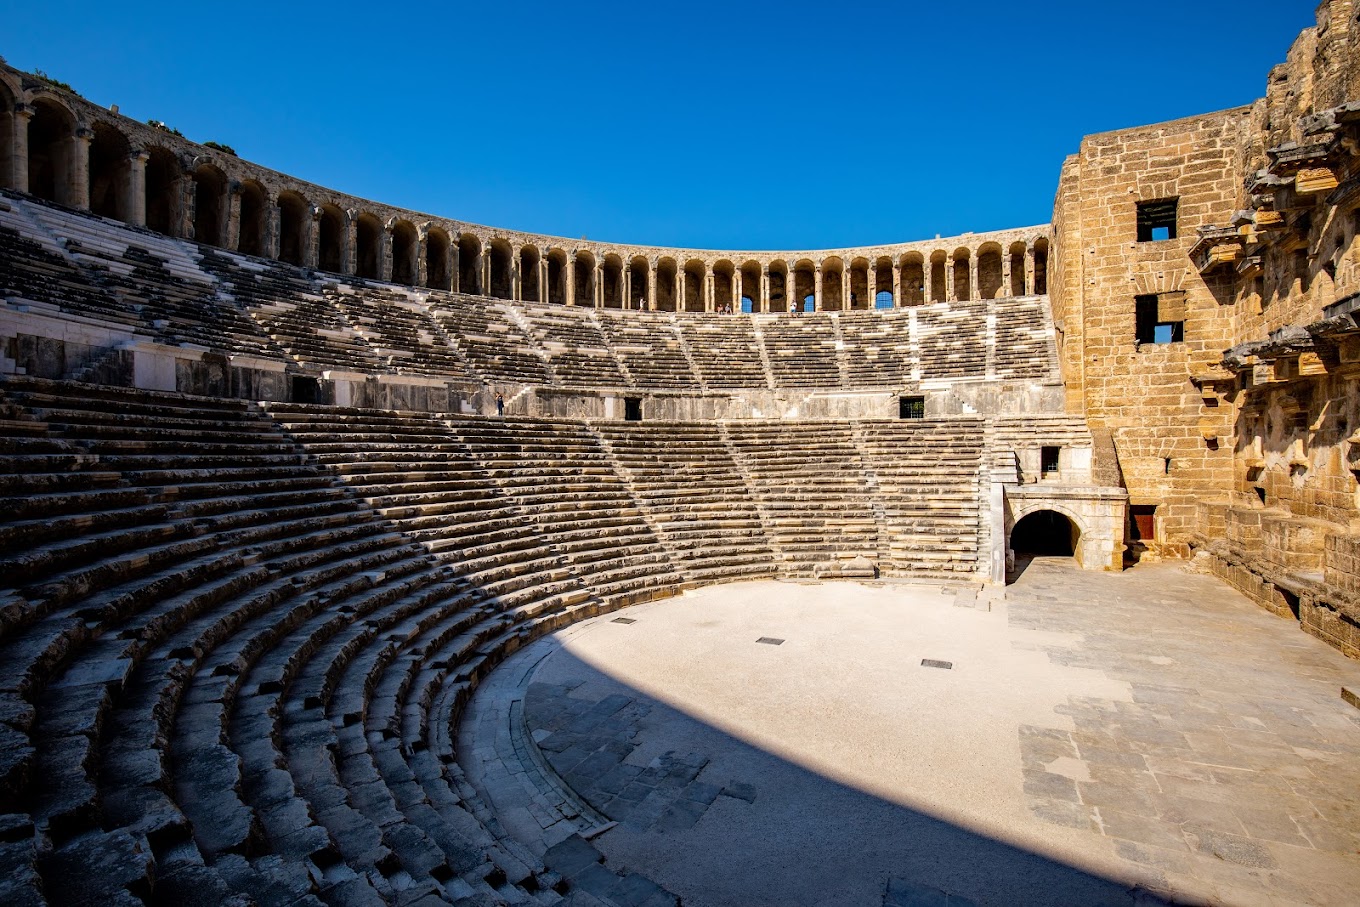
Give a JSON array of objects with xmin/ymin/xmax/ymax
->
[
  {"xmin": 0, "ymin": 377, "xmax": 628, "ymax": 906},
  {"xmin": 855, "ymin": 419, "xmax": 986, "ymax": 576},
  {"xmin": 594, "ymin": 422, "xmax": 778, "ymax": 583},
  {"xmin": 593, "ymin": 309, "xmax": 699, "ymax": 389},
  {"xmin": 446, "ymin": 416, "xmax": 687, "ymax": 608},
  {"xmin": 0, "ymin": 375, "xmax": 1003, "ymax": 904},
  {"xmin": 723, "ymin": 422, "xmax": 883, "ymax": 575},
  {"xmin": 756, "ymin": 313, "xmax": 843, "ymax": 388}
]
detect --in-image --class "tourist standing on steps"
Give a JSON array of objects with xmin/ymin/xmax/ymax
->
[{"xmin": 495, "ymin": 392, "xmax": 504, "ymax": 416}]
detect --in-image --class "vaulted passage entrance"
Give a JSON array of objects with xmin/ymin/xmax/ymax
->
[{"xmin": 1010, "ymin": 510, "xmax": 1079, "ymax": 557}]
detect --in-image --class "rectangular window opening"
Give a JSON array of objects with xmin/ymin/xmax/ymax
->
[
  {"xmin": 899, "ymin": 395, "xmax": 925, "ymax": 420},
  {"xmin": 1136, "ymin": 198, "xmax": 1178, "ymax": 242},
  {"xmin": 1041, "ymin": 446, "xmax": 1060, "ymax": 476},
  {"xmin": 1136, "ymin": 294, "xmax": 1184, "ymax": 345},
  {"xmin": 624, "ymin": 397, "xmax": 643, "ymax": 422}
]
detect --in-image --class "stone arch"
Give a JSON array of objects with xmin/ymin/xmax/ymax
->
[
  {"xmin": 353, "ymin": 212, "xmax": 381, "ymax": 278},
  {"xmin": 143, "ymin": 146, "xmax": 180, "ymax": 237},
  {"xmin": 520, "ymin": 245, "xmax": 542, "ymax": 302},
  {"xmin": 390, "ymin": 219, "xmax": 418, "ymax": 285},
  {"xmin": 1034, "ymin": 238, "xmax": 1049, "ymax": 295},
  {"xmin": 425, "ymin": 227, "xmax": 451, "ymax": 290},
  {"xmin": 952, "ymin": 247, "xmax": 971, "ymax": 301},
  {"xmin": 682, "ymin": 259, "xmax": 706, "ymax": 312},
  {"xmin": 822, "ymin": 257, "xmax": 845, "ymax": 311},
  {"xmin": 872, "ymin": 256, "xmax": 894, "ymax": 308},
  {"xmin": 768, "ymin": 260, "xmax": 790, "ymax": 312},
  {"xmin": 928, "ymin": 251, "xmax": 947, "ymax": 302},
  {"xmin": 1008, "ymin": 241, "xmax": 1027, "ymax": 296},
  {"xmin": 546, "ymin": 248, "xmax": 569, "ymax": 304},
  {"xmin": 458, "ymin": 233, "xmax": 482, "ymax": 294},
  {"xmin": 655, "ymin": 257, "xmax": 677, "ymax": 312},
  {"xmin": 900, "ymin": 253, "xmax": 926, "ymax": 306},
  {"xmin": 191, "ymin": 162, "xmax": 228, "ymax": 246},
  {"xmin": 1009, "ymin": 507, "xmax": 1081, "ymax": 559},
  {"xmin": 712, "ymin": 259, "xmax": 735, "ymax": 312},
  {"xmin": 87, "ymin": 121, "xmax": 131, "ymax": 221},
  {"xmin": 793, "ymin": 259, "xmax": 816, "ymax": 312},
  {"xmin": 27, "ymin": 96, "xmax": 77, "ymax": 205},
  {"xmin": 488, "ymin": 239, "xmax": 513, "ymax": 300},
  {"xmin": 276, "ymin": 190, "xmax": 308, "ymax": 266},
  {"xmin": 977, "ymin": 242, "xmax": 1003, "ymax": 300},
  {"xmin": 739, "ymin": 260, "xmax": 762, "ymax": 312},
  {"xmin": 628, "ymin": 255, "xmax": 649, "ymax": 309},
  {"xmin": 849, "ymin": 256, "xmax": 871, "ymax": 309},
  {"xmin": 601, "ymin": 253, "xmax": 624, "ymax": 309},
  {"xmin": 237, "ymin": 180, "xmax": 267, "ymax": 257},
  {"xmin": 573, "ymin": 251, "xmax": 597, "ymax": 306},
  {"xmin": 317, "ymin": 204, "xmax": 347, "ymax": 273}
]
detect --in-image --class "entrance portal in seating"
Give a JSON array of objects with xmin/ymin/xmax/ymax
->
[
  {"xmin": 1010, "ymin": 509, "xmax": 1078, "ymax": 557},
  {"xmin": 291, "ymin": 375, "xmax": 320, "ymax": 404},
  {"xmin": 624, "ymin": 397, "xmax": 642, "ymax": 422}
]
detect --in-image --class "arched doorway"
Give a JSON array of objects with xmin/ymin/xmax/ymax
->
[{"xmin": 1010, "ymin": 510, "xmax": 1079, "ymax": 558}]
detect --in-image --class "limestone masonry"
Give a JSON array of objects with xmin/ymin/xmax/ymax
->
[{"xmin": 0, "ymin": 2, "xmax": 1358, "ymax": 904}]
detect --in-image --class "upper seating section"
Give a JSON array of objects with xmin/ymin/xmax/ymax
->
[{"xmin": 2, "ymin": 193, "xmax": 1058, "ymax": 392}]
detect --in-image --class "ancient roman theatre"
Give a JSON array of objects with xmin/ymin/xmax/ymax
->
[{"xmin": 0, "ymin": 4, "xmax": 1359, "ymax": 905}]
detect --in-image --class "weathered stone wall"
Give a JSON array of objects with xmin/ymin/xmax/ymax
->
[{"xmin": 1052, "ymin": 110, "xmax": 1251, "ymax": 551}]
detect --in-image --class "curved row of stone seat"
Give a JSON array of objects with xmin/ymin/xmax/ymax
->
[{"xmin": 0, "ymin": 377, "xmax": 634, "ymax": 906}]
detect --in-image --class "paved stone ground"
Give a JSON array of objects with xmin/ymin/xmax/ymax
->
[{"xmin": 458, "ymin": 562, "xmax": 1360, "ymax": 906}]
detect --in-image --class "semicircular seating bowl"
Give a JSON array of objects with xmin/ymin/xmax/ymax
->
[{"xmin": 0, "ymin": 192, "xmax": 1015, "ymax": 905}]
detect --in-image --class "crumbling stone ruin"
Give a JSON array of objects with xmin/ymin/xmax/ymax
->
[{"xmin": 0, "ymin": 2, "xmax": 1356, "ymax": 903}]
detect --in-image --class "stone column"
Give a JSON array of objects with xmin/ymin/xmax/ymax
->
[
  {"xmin": 705, "ymin": 272, "xmax": 714, "ymax": 312},
  {"xmin": 648, "ymin": 261, "xmax": 658, "ymax": 311},
  {"xmin": 760, "ymin": 266, "xmax": 770, "ymax": 312},
  {"xmin": 1001, "ymin": 251, "xmax": 1012, "ymax": 298},
  {"xmin": 416, "ymin": 228, "xmax": 429, "ymax": 288},
  {"xmin": 265, "ymin": 194, "xmax": 280, "ymax": 260},
  {"xmin": 945, "ymin": 258, "xmax": 955, "ymax": 302},
  {"xmin": 449, "ymin": 242, "xmax": 460, "ymax": 292},
  {"xmin": 842, "ymin": 268, "xmax": 851, "ymax": 310},
  {"xmin": 226, "ymin": 181, "xmax": 242, "ymax": 251},
  {"xmin": 678, "ymin": 268, "xmax": 687, "ymax": 312},
  {"xmin": 125, "ymin": 149, "xmax": 148, "ymax": 227},
  {"xmin": 343, "ymin": 212, "xmax": 357, "ymax": 274},
  {"xmin": 968, "ymin": 254, "xmax": 979, "ymax": 300},
  {"xmin": 511, "ymin": 246, "xmax": 522, "ymax": 301},
  {"xmin": 71, "ymin": 126, "xmax": 92, "ymax": 210},
  {"xmin": 813, "ymin": 266, "xmax": 823, "ymax": 312},
  {"xmin": 892, "ymin": 259, "xmax": 902, "ymax": 308},
  {"xmin": 596, "ymin": 262, "xmax": 605, "ymax": 308},
  {"xmin": 621, "ymin": 262, "xmax": 631, "ymax": 308},
  {"xmin": 305, "ymin": 206, "xmax": 321, "ymax": 269},
  {"xmin": 379, "ymin": 224, "xmax": 394, "ymax": 282},
  {"xmin": 11, "ymin": 104, "xmax": 33, "ymax": 192},
  {"xmin": 481, "ymin": 245, "xmax": 493, "ymax": 297},
  {"xmin": 566, "ymin": 257, "xmax": 576, "ymax": 306}
]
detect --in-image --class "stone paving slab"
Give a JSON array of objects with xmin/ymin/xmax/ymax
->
[{"xmin": 460, "ymin": 565, "xmax": 1360, "ymax": 906}]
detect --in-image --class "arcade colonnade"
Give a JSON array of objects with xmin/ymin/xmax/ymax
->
[{"xmin": 0, "ymin": 71, "xmax": 1049, "ymax": 313}]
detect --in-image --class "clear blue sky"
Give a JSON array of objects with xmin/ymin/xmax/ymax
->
[{"xmin": 2, "ymin": 1, "xmax": 1318, "ymax": 250}]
